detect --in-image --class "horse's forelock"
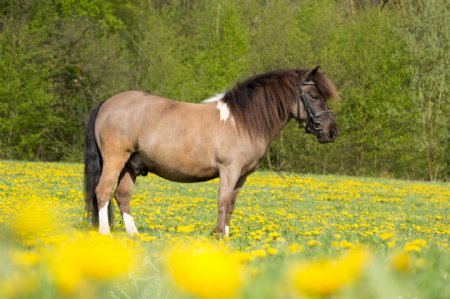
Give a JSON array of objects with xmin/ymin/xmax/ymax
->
[{"xmin": 310, "ymin": 71, "xmax": 340, "ymax": 101}]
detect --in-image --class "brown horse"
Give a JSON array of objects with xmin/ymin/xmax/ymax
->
[{"xmin": 85, "ymin": 67, "xmax": 339, "ymax": 236}]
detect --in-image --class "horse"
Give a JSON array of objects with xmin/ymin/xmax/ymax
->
[{"xmin": 84, "ymin": 66, "xmax": 339, "ymax": 237}]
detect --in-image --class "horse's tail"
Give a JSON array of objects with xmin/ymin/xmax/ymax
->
[{"xmin": 84, "ymin": 101, "xmax": 113, "ymax": 227}]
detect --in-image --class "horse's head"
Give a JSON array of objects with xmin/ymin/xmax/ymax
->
[{"xmin": 293, "ymin": 67, "xmax": 339, "ymax": 143}]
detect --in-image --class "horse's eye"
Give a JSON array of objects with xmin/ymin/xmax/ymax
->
[{"xmin": 310, "ymin": 93, "xmax": 319, "ymax": 100}]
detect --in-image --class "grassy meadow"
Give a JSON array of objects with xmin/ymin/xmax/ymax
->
[{"xmin": 0, "ymin": 160, "xmax": 449, "ymax": 298}]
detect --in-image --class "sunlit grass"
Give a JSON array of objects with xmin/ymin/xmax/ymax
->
[{"xmin": 0, "ymin": 160, "xmax": 448, "ymax": 298}]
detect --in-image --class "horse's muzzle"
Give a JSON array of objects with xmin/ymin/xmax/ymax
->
[{"xmin": 318, "ymin": 123, "xmax": 339, "ymax": 143}]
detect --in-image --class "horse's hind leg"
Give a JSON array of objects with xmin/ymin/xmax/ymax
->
[
  {"xmin": 115, "ymin": 168, "xmax": 139, "ymax": 236},
  {"xmin": 96, "ymin": 151, "xmax": 130, "ymax": 234}
]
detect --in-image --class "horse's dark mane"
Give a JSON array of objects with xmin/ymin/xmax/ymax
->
[{"xmin": 223, "ymin": 68, "xmax": 339, "ymax": 140}]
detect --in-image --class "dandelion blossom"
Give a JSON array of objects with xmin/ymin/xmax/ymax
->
[
  {"xmin": 48, "ymin": 233, "xmax": 137, "ymax": 293},
  {"xmin": 290, "ymin": 249, "xmax": 371, "ymax": 297},
  {"xmin": 166, "ymin": 240, "xmax": 243, "ymax": 299},
  {"xmin": 10, "ymin": 200, "xmax": 59, "ymax": 245},
  {"xmin": 390, "ymin": 251, "xmax": 411, "ymax": 273}
]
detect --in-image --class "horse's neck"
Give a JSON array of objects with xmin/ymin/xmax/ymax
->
[{"xmin": 266, "ymin": 116, "xmax": 293, "ymax": 144}]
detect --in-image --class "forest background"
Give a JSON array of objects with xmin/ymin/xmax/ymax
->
[{"xmin": 0, "ymin": 0, "xmax": 448, "ymax": 181}]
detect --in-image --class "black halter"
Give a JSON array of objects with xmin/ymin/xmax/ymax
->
[{"xmin": 297, "ymin": 81, "xmax": 333, "ymax": 132}]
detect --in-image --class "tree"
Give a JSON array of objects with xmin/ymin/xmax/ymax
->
[
  {"xmin": 183, "ymin": 0, "xmax": 250, "ymax": 101},
  {"xmin": 399, "ymin": 0, "xmax": 449, "ymax": 180}
]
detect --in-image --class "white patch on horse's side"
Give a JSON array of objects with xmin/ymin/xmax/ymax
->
[
  {"xmin": 98, "ymin": 202, "xmax": 110, "ymax": 234},
  {"xmin": 123, "ymin": 213, "xmax": 139, "ymax": 236},
  {"xmin": 202, "ymin": 93, "xmax": 224, "ymax": 103},
  {"xmin": 224, "ymin": 225, "xmax": 230, "ymax": 237},
  {"xmin": 201, "ymin": 93, "xmax": 230, "ymax": 123},
  {"xmin": 216, "ymin": 101, "xmax": 230, "ymax": 122}
]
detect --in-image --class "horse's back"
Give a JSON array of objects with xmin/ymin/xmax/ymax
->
[
  {"xmin": 99, "ymin": 91, "xmax": 168, "ymax": 119},
  {"xmin": 94, "ymin": 91, "xmax": 225, "ymax": 181},
  {"xmin": 95, "ymin": 91, "xmax": 166, "ymax": 149}
]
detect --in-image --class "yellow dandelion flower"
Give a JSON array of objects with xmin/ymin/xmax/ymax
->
[
  {"xmin": 338, "ymin": 240, "xmax": 356, "ymax": 249},
  {"xmin": 253, "ymin": 234, "xmax": 262, "ymax": 241},
  {"xmin": 269, "ymin": 232, "xmax": 281, "ymax": 239},
  {"xmin": 403, "ymin": 243, "xmax": 421, "ymax": 252},
  {"xmin": 387, "ymin": 240, "xmax": 397, "ymax": 248},
  {"xmin": 10, "ymin": 200, "xmax": 60, "ymax": 245},
  {"xmin": 403, "ymin": 239, "xmax": 427, "ymax": 252},
  {"xmin": 10, "ymin": 250, "xmax": 40, "ymax": 267},
  {"xmin": 137, "ymin": 233, "xmax": 157, "ymax": 242},
  {"xmin": 288, "ymin": 243, "xmax": 304, "ymax": 254},
  {"xmin": 390, "ymin": 251, "xmax": 411, "ymax": 273},
  {"xmin": 307, "ymin": 240, "xmax": 320, "ymax": 247},
  {"xmin": 177, "ymin": 225, "xmax": 195, "ymax": 233},
  {"xmin": 166, "ymin": 240, "xmax": 243, "ymax": 299},
  {"xmin": 250, "ymin": 249, "xmax": 267, "ymax": 259},
  {"xmin": 380, "ymin": 232, "xmax": 394, "ymax": 240},
  {"xmin": 267, "ymin": 247, "xmax": 278, "ymax": 255},
  {"xmin": 48, "ymin": 233, "xmax": 138, "ymax": 293},
  {"xmin": 290, "ymin": 249, "xmax": 371, "ymax": 297},
  {"xmin": 411, "ymin": 239, "xmax": 427, "ymax": 247}
]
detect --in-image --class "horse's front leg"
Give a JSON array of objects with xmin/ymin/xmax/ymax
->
[{"xmin": 215, "ymin": 171, "xmax": 247, "ymax": 237}]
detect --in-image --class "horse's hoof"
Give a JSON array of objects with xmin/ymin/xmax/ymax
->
[
  {"xmin": 211, "ymin": 227, "xmax": 229, "ymax": 238},
  {"xmin": 211, "ymin": 230, "xmax": 222, "ymax": 238},
  {"xmin": 98, "ymin": 227, "xmax": 111, "ymax": 235},
  {"xmin": 126, "ymin": 229, "xmax": 140, "ymax": 237},
  {"xmin": 224, "ymin": 225, "xmax": 230, "ymax": 237}
]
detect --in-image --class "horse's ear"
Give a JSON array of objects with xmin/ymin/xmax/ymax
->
[{"xmin": 305, "ymin": 66, "xmax": 320, "ymax": 81}]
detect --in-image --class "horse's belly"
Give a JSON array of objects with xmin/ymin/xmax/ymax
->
[
  {"xmin": 134, "ymin": 151, "xmax": 218, "ymax": 183},
  {"xmin": 151, "ymin": 164, "xmax": 218, "ymax": 183},
  {"xmin": 153, "ymin": 169, "xmax": 218, "ymax": 183}
]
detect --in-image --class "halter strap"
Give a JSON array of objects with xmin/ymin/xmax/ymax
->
[{"xmin": 297, "ymin": 81, "xmax": 333, "ymax": 130}]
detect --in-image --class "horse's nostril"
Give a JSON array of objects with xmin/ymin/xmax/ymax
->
[{"xmin": 330, "ymin": 129, "xmax": 338, "ymax": 140}]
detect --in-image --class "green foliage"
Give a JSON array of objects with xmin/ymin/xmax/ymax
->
[
  {"xmin": 321, "ymin": 7, "xmax": 415, "ymax": 178},
  {"xmin": 261, "ymin": 1, "xmax": 415, "ymax": 178},
  {"xmin": 174, "ymin": 0, "xmax": 250, "ymax": 100},
  {"xmin": 398, "ymin": 0, "xmax": 449, "ymax": 180},
  {"xmin": 0, "ymin": 12, "xmax": 59, "ymax": 160},
  {"xmin": 124, "ymin": 1, "xmax": 192, "ymax": 100},
  {"xmin": 0, "ymin": 0, "xmax": 448, "ymax": 179},
  {"xmin": 58, "ymin": 0, "xmax": 124, "ymax": 30}
]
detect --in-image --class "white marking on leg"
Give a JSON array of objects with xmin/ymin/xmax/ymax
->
[
  {"xmin": 123, "ymin": 213, "xmax": 139, "ymax": 236},
  {"xmin": 202, "ymin": 93, "xmax": 224, "ymax": 103},
  {"xmin": 224, "ymin": 225, "xmax": 230, "ymax": 237},
  {"xmin": 98, "ymin": 202, "xmax": 110, "ymax": 234},
  {"xmin": 216, "ymin": 101, "xmax": 230, "ymax": 122}
]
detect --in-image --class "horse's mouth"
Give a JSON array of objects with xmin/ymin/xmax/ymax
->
[
  {"xmin": 304, "ymin": 128, "xmax": 326, "ymax": 143},
  {"xmin": 316, "ymin": 131, "xmax": 338, "ymax": 143},
  {"xmin": 317, "ymin": 135, "xmax": 329, "ymax": 143},
  {"xmin": 317, "ymin": 137, "xmax": 332, "ymax": 143}
]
